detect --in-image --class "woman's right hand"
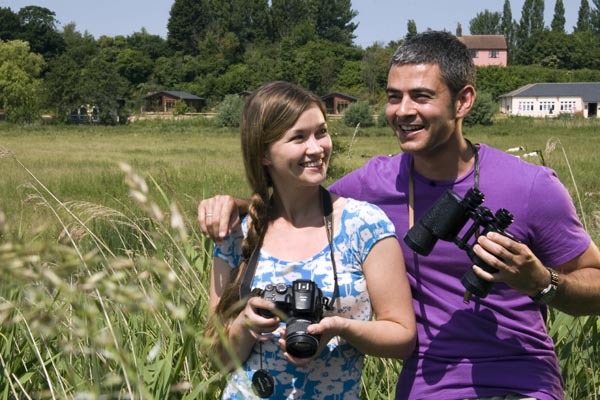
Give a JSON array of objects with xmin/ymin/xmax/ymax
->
[
  {"xmin": 238, "ymin": 296, "xmax": 281, "ymax": 341},
  {"xmin": 198, "ymin": 195, "xmax": 241, "ymax": 242}
]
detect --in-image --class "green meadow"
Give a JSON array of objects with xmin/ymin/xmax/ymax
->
[{"xmin": 1, "ymin": 117, "xmax": 599, "ymax": 398}]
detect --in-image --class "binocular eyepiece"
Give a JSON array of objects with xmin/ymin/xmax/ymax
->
[{"xmin": 404, "ymin": 188, "xmax": 516, "ymax": 302}]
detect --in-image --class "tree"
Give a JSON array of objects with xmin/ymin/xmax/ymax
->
[
  {"xmin": 167, "ymin": 0, "xmax": 211, "ymax": 54},
  {"xmin": 16, "ymin": 6, "xmax": 64, "ymax": 57},
  {"xmin": 551, "ymin": 0, "xmax": 566, "ymax": 33},
  {"xmin": 290, "ymin": 39, "xmax": 342, "ymax": 93},
  {"xmin": 126, "ymin": 28, "xmax": 171, "ymax": 60},
  {"xmin": 0, "ymin": 40, "xmax": 44, "ymax": 122},
  {"xmin": 60, "ymin": 23, "xmax": 99, "ymax": 66},
  {"xmin": 43, "ymin": 54, "xmax": 84, "ymax": 121},
  {"xmin": 592, "ymin": 0, "xmax": 600, "ymax": 34},
  {"xmin": 405, "ymin": 20, "xmax": 417, "ymax": 41},
  {"xmin": 271, "ymin": 0, "xmax": 311, "ymax": 40},
  {"xmin": 500, "ymin": 0, "xmax": 515, "ymax": 53},
  {"xmin": 517, "ymin": 0, "xmax": 533, "ymax": 44},
  {"xmin": 361, "ymin": 43, "xmax": 392, "ymax": 98},
  {"xmin": 575, "ymin": 0, "xmax": 591, "ymax": 32},
  {"xmin": 115, "ymin": 48, "xmax": 153, "ymax": 86},
  {"xmin": 469, "ymin": 10, "xmax": 502, "ymax": 34},
  {"xmin": 0, "ymin": 7, "xmax": 20, "ymax": 41},
  {"xmin": 79, "ymin": 51, "xmax": 128, "ymax": 123},
  {"xmin": 312, "ymin": 0, "xmax": 358, "ymax": 46},
  {"xmin": 530, "ymin": 0, "xmax": 545, "ymax": 35}
]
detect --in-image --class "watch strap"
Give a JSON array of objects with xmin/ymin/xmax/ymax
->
[{"xmin": 531, "ymin": 267, "xmax": 558, "ymax": 305}]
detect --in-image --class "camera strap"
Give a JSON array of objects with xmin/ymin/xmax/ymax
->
[
  {"xmin": 408, "ymin": 139, "xmax": 479, "ymax": 229},
  {"xmin": 239, "ymin": 186, "xmax": 339, "ymax": 308},
  {"xmin": 321, "ymin": 186, "xmax": 339, "ymax": 309}
]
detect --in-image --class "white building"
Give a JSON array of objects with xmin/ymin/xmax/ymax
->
[{"xmin": 499, "ymin": 82, "xmax": 600, "ymax": 118}]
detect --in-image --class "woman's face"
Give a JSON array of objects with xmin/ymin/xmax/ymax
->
[{"xmin": 263, "ymin": 105, "xmax": 331, "ymax": 191}]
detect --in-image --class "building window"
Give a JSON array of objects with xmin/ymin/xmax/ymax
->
[
  {"xmin": 518, "ymin": 101, "xmax": 534, "ymax": 112},
  {"xmin": 165, "ymin": 99, "xmax": 176, "ymax": 110},
  {"xmin": 560, "ymin": 101, "xmax": 576, "ymax": 112},
  {"xmin": 489, "ymin": 50, "xmax": 499, "ymax": 58},
  {"xmin": 336, "ymin": 100, "xmax": 349, "ymax": 114},
  {"xmin": 470, "ymin": 49, "xmax": 478, "ymax": 58},
  {"xmin": 539, "ymin": 101, "xmax": 555, "ymax": 113}
]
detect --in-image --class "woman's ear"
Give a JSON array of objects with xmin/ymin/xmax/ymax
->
[
  {"xmin": 262, "ymin": 152, "xmax": 272, "ymax": 166},
  {"xmin": 455, "ymin": 85, "xmax": 476, "ymax": 119}
]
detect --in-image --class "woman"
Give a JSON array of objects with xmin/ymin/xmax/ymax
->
[{"xmin": 204, "ymin": 81, "xmax": 415, "ymax": 399}]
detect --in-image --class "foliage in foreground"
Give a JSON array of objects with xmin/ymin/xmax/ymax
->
[{"xmin": 0, "ymin": 159, "xmax": 222, "ymax": 398}]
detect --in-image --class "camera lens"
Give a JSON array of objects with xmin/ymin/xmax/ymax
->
[{"xmin": 285, "ymin": 318, "xmax": 319, "ymax": 358}]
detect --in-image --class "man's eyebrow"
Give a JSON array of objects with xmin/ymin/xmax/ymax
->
[{"xmin": 386, "ymin": 87, "xmax": 436, "ymax": 94}]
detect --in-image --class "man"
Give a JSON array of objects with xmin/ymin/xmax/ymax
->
[{"xmin": 199, "ymin": 31, "xmax": 600, "ymax": 400}]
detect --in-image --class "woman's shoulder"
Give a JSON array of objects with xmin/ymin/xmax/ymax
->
[{"xmin": 340, "ymin": 197, "xmax": 396, "ymax": 236}]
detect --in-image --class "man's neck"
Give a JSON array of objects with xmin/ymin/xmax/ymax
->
[{"xmin": 412, "ymin": 138, "xmax": 476, "ymax": 182}]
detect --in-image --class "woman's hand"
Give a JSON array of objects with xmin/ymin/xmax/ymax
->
[
  {"xmin": 237, "ymin": 296, "xmax": 281, "ymax": 341},
  {"xmin": 277, "ymin": 316, "xmax": 344, "ymax": 367}
]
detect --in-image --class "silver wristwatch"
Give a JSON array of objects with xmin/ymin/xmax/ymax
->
[{"xmin": 531, "ymin": 267, "xmax": 559, "ymax": 305}]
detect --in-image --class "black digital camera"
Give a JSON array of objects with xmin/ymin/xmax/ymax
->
[
  {"xmin": 404, "ymin": 188, "xmax": 518, "ymax": 302},
  {"xmin": 251, "ymin": 279, "xmax": 330, "ymax": 358}
]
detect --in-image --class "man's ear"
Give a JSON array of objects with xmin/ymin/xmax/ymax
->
[{"xmin": 455, "ymin": 85, "xmax": 476, "ymax": 119}]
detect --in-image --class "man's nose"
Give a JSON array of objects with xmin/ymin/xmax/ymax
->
[{"xmin": 396, "ymin": 97, "xmax": 417, "ymax": 117}]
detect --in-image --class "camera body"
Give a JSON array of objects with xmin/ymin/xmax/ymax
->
[
  {"xmin": 252, "ymin": 279, "xmax": 329, "ymax": 358},
  {"xmin": 404, "ymin": 188, "xmax": 517, "ymax": 301}
]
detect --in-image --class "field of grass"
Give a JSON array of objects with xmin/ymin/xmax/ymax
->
[{"xmin": 1, "ymin": 116, "xmax": 599, "ymax": 399}]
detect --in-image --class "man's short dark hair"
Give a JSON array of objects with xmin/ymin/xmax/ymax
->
[{"xmin": 390, "ymin": 31, "xmax": 476, "ymax": 100}]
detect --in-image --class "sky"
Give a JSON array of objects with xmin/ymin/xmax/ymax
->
[{"xmin": 1, "ymin": 0, "xmax": 581, "ymax": 48}]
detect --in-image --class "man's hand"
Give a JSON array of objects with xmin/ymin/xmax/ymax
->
[
  {"xmin": 471, "ymin": 231, "xmax": 551, "ymax": 297},
  {"xmin": 198, "ymin": 195, "xmax": 242, "ymax": 242}
]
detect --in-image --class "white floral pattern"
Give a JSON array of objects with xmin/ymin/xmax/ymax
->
[{"xmin": 214, "ymin": 198, "xmax": 396, "ymax": 399}]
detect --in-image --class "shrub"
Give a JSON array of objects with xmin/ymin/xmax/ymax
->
[
  {"xmin": 464, "ymin": 91, "xmax": 496, "ymax": 126},
  {"xmin": 215, "ymin": 94, "xmax": 244, "ymax": 128},
  {"xmin": 376, "ymin": 105, "xmax": 388, "ymax": 127},
  {"xmin": 343, "ymin": 101, "xmax": 374, "ymax": 128},
  {"xmin": 173, "ymin": 99, "xmax": 190, "ymax": 116}
]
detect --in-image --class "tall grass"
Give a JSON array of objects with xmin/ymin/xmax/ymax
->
[
  {"xmin": 0, "ymin": 117, "xmax": 599, "ymax": 398},
  {"xmin": 0, "ymin": 156, "xmax": 224, "ymax": 398}
]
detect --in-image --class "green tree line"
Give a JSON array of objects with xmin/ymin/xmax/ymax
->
[{"xmin": 2, "ymin": 0, "xmax": 600, "ymax": 123}]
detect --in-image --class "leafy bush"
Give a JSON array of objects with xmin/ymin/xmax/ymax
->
[
  {"xmin": 464, "ymin": 91, "xmax": 496, "ymax": 126},
  {"xmin": 376, "ymin": 105, "xmax": 388, "ymax": 127},
  {"xmin": 343, "ymin": 101, "xmax": 374, "ymax": 127},
  {"xmin": 215, "ymin": 94, "xmax": 244, "ymax": 128},
  {"xmin": 173, "ymin": 99, "xmax": 191, "ymax": 115}
]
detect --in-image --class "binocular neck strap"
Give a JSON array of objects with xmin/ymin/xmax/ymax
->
[
  {"xmin": 239, "ymin": 186, "xmax": 339, "ymax": 306},
  {"xmin": 408, "ymin": 139, "xmax": 479, "ymax": 230}
]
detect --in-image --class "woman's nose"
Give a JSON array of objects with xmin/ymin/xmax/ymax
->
[{"xmin": 306, "ymin": 136, "xmax": 322, "ymax": 153}]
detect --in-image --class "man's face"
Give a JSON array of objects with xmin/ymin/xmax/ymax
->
[{"xmin": 385, "ymin": 64, "xmax": 458, "ymax": 157}]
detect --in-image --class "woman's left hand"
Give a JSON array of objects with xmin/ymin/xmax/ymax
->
[{"xmin": 277, "ymin": 316, "xmax": 343, "ymax": 367}]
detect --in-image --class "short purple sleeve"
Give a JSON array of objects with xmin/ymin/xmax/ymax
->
[{"xmin": 525, "ymin": 167, "xmax": 591, "ymax": 267}]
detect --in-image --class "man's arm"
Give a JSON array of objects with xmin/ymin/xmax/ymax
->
[{"xmin": 198, "ymin": 195, "xmax": 249, "ymax": 241}]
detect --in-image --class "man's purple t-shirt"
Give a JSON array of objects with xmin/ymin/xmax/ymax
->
[{"xmin": 329, "ymin": 144, "xmax": 590, "ymax": 400}]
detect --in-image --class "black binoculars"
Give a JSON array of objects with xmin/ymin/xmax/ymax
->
[{"xmin": 404, "ymin": 188, "xmax": 517, "ymax": 302}]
